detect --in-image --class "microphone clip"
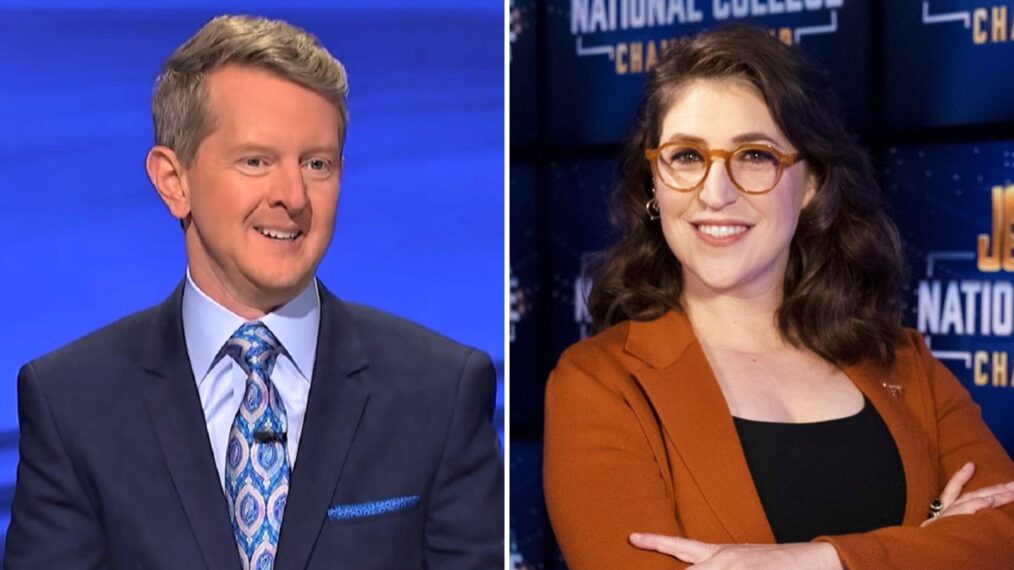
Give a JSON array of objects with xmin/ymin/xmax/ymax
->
[{"xmin": 253, "ymin": 430, "xmax": 288, "ymax": 444}]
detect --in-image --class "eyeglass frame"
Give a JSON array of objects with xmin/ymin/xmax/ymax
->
[{"xmin": 644, "ymin": 140, "xmax": 803, "ymax": 195}]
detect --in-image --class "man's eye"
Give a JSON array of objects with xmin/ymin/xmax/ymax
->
[
  {"xmin": 243, "ymin": 157, "xmax": 265, "ymax": 168},
  {"xmin": 303, "ymin": 158, "xmax": 334, "ymax": 176}
]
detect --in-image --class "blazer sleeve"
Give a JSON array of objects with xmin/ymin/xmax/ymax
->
[
  {"xmin": 4, "ymin": 363, "xmax": 109, "ymax": 570},
  {"xmin": 816, "ymin": 333, "xmax": 1014, "ymax": 568},
  {"xmin": 423, "ymin": 349, "xmax": 504, "ymax": 570},
  {"xmin": 544, "ymin": 346, "xmax": 687, "ymax": 570}
]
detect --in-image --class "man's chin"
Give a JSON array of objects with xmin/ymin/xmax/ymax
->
[
  {"xmin": 254, "ymin": 277, "xmax": 312, "ymax": 300},
  {"xmin": 236, "ymin": 267, "xmax": 313, "ymax": 306}
]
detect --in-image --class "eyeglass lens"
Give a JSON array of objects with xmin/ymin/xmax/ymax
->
[{"xmin": 657, "ymin": 145, "xmax": 781, "ymax": 192}]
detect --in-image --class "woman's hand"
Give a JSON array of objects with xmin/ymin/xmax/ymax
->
[
  {"xmin": 921, "ymin": 462, "xmax": 1014, "ymax": 527},
  {"xmin": 628, "ymin": 533, "xmax": 842, "ymax": 569}
]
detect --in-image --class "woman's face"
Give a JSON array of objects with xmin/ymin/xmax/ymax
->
[{"xmin": 653, "ymin": 77, "xmax": 816, "ymax": 301}]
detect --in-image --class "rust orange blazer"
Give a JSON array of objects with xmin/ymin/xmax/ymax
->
[{"xmin": 544, "ymin": 311, "xmax": 1014, "ymax": 569}]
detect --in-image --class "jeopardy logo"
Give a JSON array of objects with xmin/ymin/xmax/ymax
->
[
  {"xmin": 922, "ymin": 1, "xmax": 1014, "ymax": 45},
  {"xmin": 570, "ymin": 253, "xmax": 596, "ymax": 339},
  {"xmin": 917, "ymin": 183, "xmax": 1014, "ymax": 390},
  {"xmin": 978, "ymin": 184, "xmax": 1014, "ymax": 271},
  {"xmin": 510, "ymin": 270, "xmax": 528, "ymax": 343},
  {"xmin": 567, "ymin": 0, "xmax": 844, "ymax": 75},
  {"xmin": 573, "ymin": 274, "xmax": 594, "ymax": 339}
]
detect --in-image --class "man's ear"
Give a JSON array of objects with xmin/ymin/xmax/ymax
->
[{"xmin": 146, "ymin": 145, "xmax": 191, "ymax": 221}]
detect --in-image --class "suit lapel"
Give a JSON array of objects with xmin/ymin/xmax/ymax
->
[
  {"xmin": 628, "ymin": 312, "xmax": 774, "ymax": 544},
  {"xmin": 843, "ymin": 352, "xmax": 936, "ymax": 526},
  {"xmin": 275, "ymin": 286, "xmax": 371, "ymax": 570},
  {"xmin": 142, "ymin": 283, "xmax": 241, "ymax": 570}
]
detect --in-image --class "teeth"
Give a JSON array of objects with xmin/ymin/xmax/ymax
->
[
  {"xmin": 697, "ymin": 224, "xmax": 747, "ymax": 238},
  {"xmin": 258, "ymin": 227, "xmax": 299, "ymax": 240}
]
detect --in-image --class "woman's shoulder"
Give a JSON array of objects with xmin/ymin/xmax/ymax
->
[
  {"xmin": 894, "ymin": 327, "xmax": 936, "ymax": 368},
  {"xmin": 883, "ymin": 327, "xmax": 959, "ymax": 397},
  {"xmin": 551, "ymin": 320, "xmax": 637, "ymax": 389},
  {"xmin": 552, "ymin": 310, "xmax": 696, "ymax": 387},
  {"xmin": 545, "ymin": 321, "xmax": 635, "ymax": 410},
  {"xmin": 558, "ymin": 319, "xmax": 634, "ymax": 363},
  {"xmin": 899, "ymin": 327, "xmax": 929, "ymax": 347}
]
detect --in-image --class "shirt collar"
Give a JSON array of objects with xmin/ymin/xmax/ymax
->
[{"xmin": 182, "ymin": 270, "xmax": 320, "ymax": 386}]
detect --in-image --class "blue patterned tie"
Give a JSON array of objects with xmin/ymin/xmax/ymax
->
[{"xmin": 222, "ymin": 322, "xmax": 290, "ymax": 570}]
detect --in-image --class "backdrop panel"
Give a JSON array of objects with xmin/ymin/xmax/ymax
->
[
  {"xmin": 886, "ymin": 1, "xmax": 1014, "ymax": 129},
  {"xmin": 544, "ymin": 0, "xmax": 870, "ymax": 145},
  {"xmin": 510, "ymin": 163, "xmax": 548, "ymax": 436},
  {"xmin": 886, "ymin": 141, "xmax": 1014, "ymax": 454},
  {"xmin": 512, "ymin": 0, "xmax": 540, "ymax": 146},
  {"xmin": 510, "ymin": 3, "xmax": 1014, "ymax": 569}
]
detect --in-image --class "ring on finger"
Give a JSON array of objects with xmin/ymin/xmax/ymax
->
[{"xmin": 929, "ymin": 498, "xmax": 943, "ymax": 518}]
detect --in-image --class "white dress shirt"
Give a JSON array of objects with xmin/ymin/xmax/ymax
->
[{"xmin": 181, "ymin": 270, "xmax": 319, "ymax": 488}]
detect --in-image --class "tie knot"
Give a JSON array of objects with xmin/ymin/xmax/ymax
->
[{"xmin": 223, "ymin": 321, "xmax": 284, "ymax": 376}]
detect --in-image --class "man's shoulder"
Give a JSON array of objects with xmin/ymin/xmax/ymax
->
[
  {"xmin": 332, "ymin": 300, "xmax": 496, "ymax": 419},
  {"xmin": 26, "ymin": 301, "xmax": 165, "ymax": 388},
  {"xmin": 340, "ymin": 301, "xmax": 478, "ymax": 367}
]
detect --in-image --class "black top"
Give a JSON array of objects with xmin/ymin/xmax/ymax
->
[{"xmin": 733, "ymin": 398, "xmax": 906, "ymax": 543}]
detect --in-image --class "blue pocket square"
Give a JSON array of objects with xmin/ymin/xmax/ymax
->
[{"xmin": 328, "ymin": 495, "xmax": 421, "ymax": 521}]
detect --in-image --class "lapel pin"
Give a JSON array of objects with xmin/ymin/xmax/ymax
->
[{"xmin": 882, "ymin": 382, "xmax": 904, "ymax": 399}]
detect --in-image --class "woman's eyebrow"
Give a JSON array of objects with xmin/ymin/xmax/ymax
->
[
  {"xmin": 661, "ymin": 132, "xmax": 784, "ymax": 146},
  {"xmin": 662, "ymin": 133, "xmax": 706, "ymax": 144},
  {"xmin": 731, "ymin": 132, "xmax": 781, "ymax": 145}
]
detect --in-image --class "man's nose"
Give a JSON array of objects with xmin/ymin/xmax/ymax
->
[{"xmin": 269, "ymin": 161, "xmax": 310, "ymax": 213}]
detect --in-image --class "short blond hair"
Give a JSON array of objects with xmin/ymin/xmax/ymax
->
[{"xmin": 152, "ymin": 15, "xmax": 349, "ymax": 165}]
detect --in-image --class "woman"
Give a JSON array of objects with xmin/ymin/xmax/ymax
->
[{"xmin": 543, "ymin": 26, "xmax": 1014, "ymax": 569}]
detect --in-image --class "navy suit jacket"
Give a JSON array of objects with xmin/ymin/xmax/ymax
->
[{"xmin": 4, "ymin": 282, "xmax": 503, "ymax": 569}]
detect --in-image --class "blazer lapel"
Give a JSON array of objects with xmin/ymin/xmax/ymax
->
[
  {"xmin": 275, "ymin": 286, "xmax": 370, "ymax": 570},
  {"xmin": 142, "ymin": 283, "xmax": 241, "ymax": 570},
  {"xmin": 627, "ymin": 312, "xmax": 775, "ymax": 544},
  {"xmin": 844, "ymin": 352, "xmax": 936, "ymax": 526}
]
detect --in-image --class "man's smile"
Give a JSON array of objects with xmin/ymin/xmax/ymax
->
[{"xmin": 255, "ymin": 226, "xmax": 303, "ymax": 241}]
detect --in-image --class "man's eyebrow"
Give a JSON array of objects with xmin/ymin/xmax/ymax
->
[
  {"xmin": 227, "ymin": 143, "xmax": 277, "ymax": 155},
  {"xmin": 301, "ymin": 145, "xmax": 341, "ymax": 157},
  {"xmin": 226, "ymin": 143, "xmax": 340, "ymax": 157}
]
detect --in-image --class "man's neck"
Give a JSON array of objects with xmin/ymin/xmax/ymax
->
[{"xmin": 187, "ymin": 264, "xmax": 286, "ymax": 320}]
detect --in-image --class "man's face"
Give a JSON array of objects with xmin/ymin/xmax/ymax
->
[{"xmin": 177, "ymin": 65, "xmax": 342, "ymax": 314}]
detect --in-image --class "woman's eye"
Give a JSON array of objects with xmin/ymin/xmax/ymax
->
[
  {"xmin": 739, "ymin": 149, "xmax": 776, "ymax": 163},
  {"xmin": 667, "ymin": 149, "xmax": 703, "ymax": 165}
]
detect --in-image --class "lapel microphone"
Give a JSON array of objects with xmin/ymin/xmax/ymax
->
[{"xmin": 254, "ymin": 430, "xmax": 287, "ymax": 444}]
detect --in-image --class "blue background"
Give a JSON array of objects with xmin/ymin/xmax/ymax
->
[{"xmin": 0, "ymin": 0, "xmax": 504, "ymax": 550}]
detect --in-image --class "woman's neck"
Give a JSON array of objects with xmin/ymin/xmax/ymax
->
[{"xmin": 681, "ymin": 276, "xmax": 788, "ymax": 354}]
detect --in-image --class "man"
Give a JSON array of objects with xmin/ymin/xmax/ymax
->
[{"xmin": 5, "ymin": 15, "xmax": 503, "ymax": 570}]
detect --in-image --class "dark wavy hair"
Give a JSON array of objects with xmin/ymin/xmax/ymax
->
[{"xmin": 587, "ymin": 26, "xmax": 905, "ymax": 367}]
